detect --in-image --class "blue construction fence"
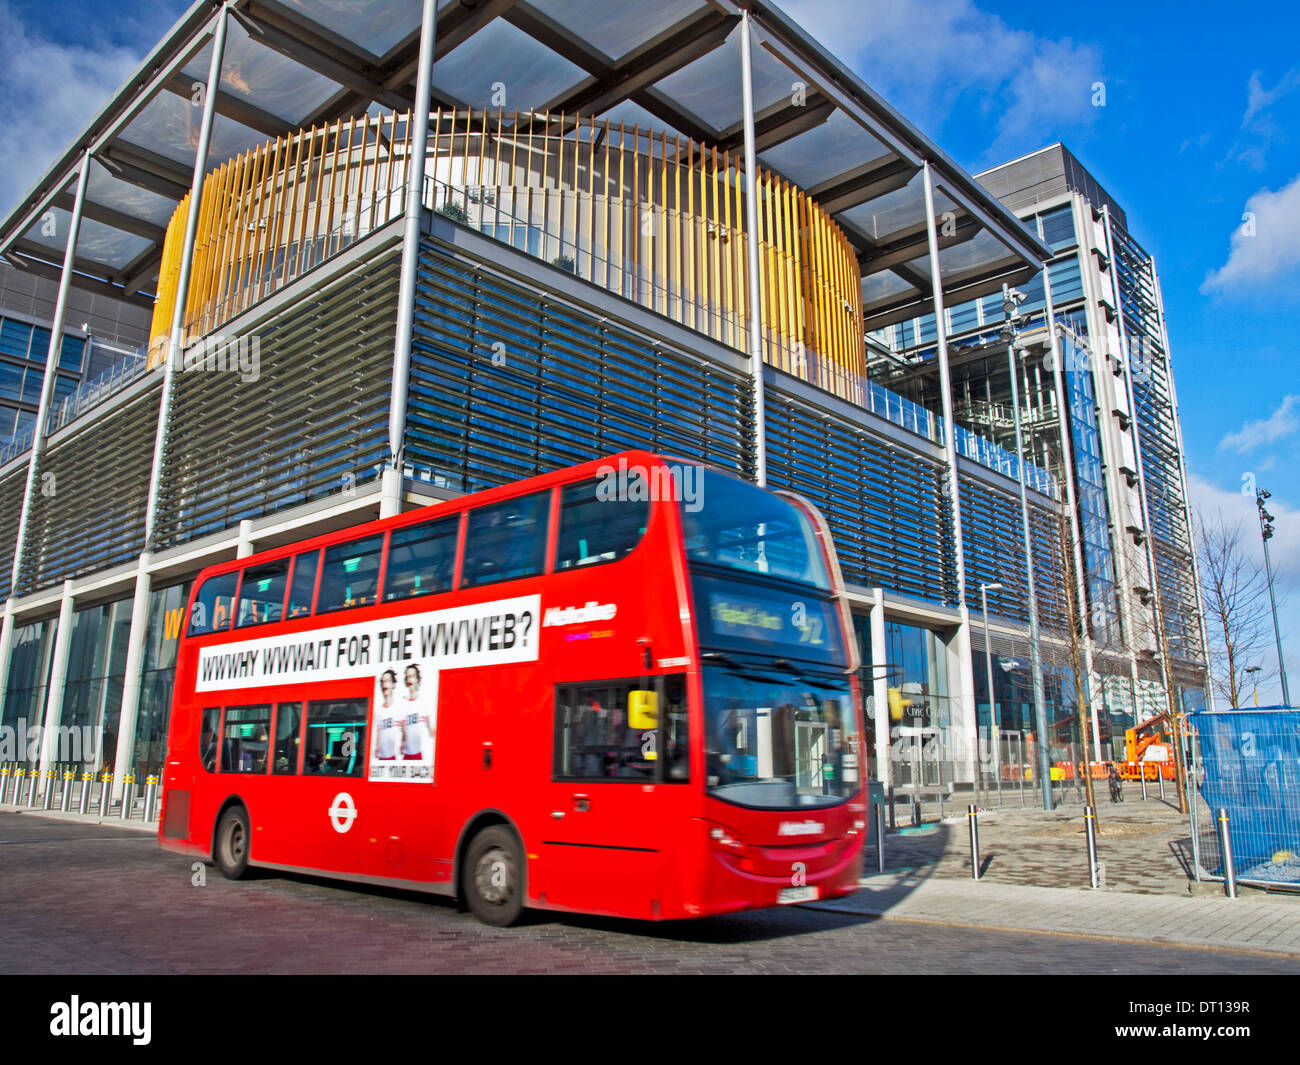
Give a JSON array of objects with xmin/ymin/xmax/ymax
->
[{"xmin": 1187, "ymin": 708, "xmax": 1300, "ymax": 886}]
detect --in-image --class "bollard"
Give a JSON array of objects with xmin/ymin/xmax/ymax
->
[
  {"xmin": 1158, "ymin": 769, "xmax": 1166, "ymax": 801},
  {"xmin": 1084, "ymin": 805, "xmax": 1100, "ymax": 889},
  {"xmin": 59, "ymin": 769, "xmax": 74, "ymax": 812},
  {"xmin": 911, "ymin": 798, "xmax": 921, "ymax": 827},
  {"xmin": 42, "ymin": 768, "xmax": 56, "ymax": 809},
  {"xmin": 26, "ymin": 766, "xmax": 39, "ymax": 806},
  {"xmin": 99, "ymin": 771, "xmax": 113, "ymax": 818},
  {"xmin": 1217, "ymin": 808, "xmax": 1238, "ymax": 899},
  {"xmin": 0, "ymin": 764, "xmax": 8, "ymax": 804},
  {"xmin": 967, "ymin": 804, "xmax": 981, "ymax": 880},
  {"xmin": 10, "ymin": 766, "xmax": 25, "ymax": 805},
  {"xmin": 119, "ymin": 772, "xmax": 136, "ymax": 820},
  {"xmin": 1140, "ymin": 766, "xmax": 1148, "ymax": 801},
  {"xmin": 143, "ymin": 775, "xmax": 159, "ymax": 821},
  {"xmin": 874, "ymin": 802, "xmax": 886, "ymax": 873},
  {"xmin": 888, "ymin": 792, "xmax": 897, "ymax": 831},
  {"xmin": 78, "ymin": 770, "xmax": 93, "ymax": 815}
]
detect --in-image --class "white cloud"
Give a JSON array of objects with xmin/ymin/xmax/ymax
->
[
  {"xmin": 1242, "ymin": 67, "xmax": 1300, "ymax": 126},
  {"xmin": 1201, "ymin": 173, "xmax": 1300, "ymax": 292},
  {"xmin": 778, "ymin": 0, "xmax": 1104, "ymax": 157},
  {"xmin": 0, "ymin": 2, "xmax": 144, "ymax": 219},
  {"xmin": 1217, "ymin": 394, "xmax": 1300, "ymax": 454}
]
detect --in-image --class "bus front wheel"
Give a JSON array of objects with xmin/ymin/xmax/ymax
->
[
  {"xmin": 463, "ymin": 825, "xmax": 525, "ymax": 927},
  {"xmin": 214, "ymin": 805, "xmax": 251, "ymax": 880}
]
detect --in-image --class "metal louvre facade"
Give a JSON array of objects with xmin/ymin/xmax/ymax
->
[
  {"xmin": 18, "ymin": 385, "xmax": 158, "ymax": 592},
  {"xmin": 0, "ymin": 469, "xmax": 25, "ymax": 600},
  {"xmin": 764, "ymin": 388, "xmax": 955, "ymax": 604},
  {"xmin": 406, "ymin": 242, "xmax": 753, "ymax": 493},
  {"xmin": 1110, "ymin": 220, "xmax": 1202, "ymax": 663},
  {"xmin": 154, "ymin": 246, "xmax": 401, "ymax": 549}
]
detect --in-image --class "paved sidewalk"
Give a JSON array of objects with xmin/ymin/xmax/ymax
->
[
  {"xmin": 873, "ymin": 799, "xmax": 1211, "ymax": 894},
  {"xmin": 812, "ymin": 872, "xmax": 1300, "ymax": 959},
  {"xmin": 0, "ymin": 803, "xmax": 157, "ymax": 833}
]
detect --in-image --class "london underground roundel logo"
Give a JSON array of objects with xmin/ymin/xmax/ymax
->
[{"xmin": 329, "ymin": 792, "xmax": 358, "ymax": 833}]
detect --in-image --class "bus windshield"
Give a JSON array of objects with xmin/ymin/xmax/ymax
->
[
  {"xmin": 702, "ymin": 659, "xmax": 857, "ymax": 809},
  {"xmin": 680, "ymin": 469, "xmax": 829, "ymax": 590}
]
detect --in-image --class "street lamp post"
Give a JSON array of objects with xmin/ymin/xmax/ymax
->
[
  {"xmin": 981, "ymin": 582, "xmax": 1004, "ymax": 803},
  {"xmin": 1244, "ymin": 665, "xmax": 1262, "ymax": 708},
  {"xmin": 1255, "ymin": 490, "xmax": 1291, "ymax": 706}
]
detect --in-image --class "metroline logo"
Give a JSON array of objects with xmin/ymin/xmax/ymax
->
[
  {"xmin": 542, "ymin": 602, "xmax": 617, "ymax": 627},
  {"xmin": 49, "ymin": 997, "xmax": 151, "ymax": 1045}
]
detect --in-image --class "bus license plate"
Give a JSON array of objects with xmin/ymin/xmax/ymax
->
[{"xmin": 777, "ymin": 886, "xmax": 819, "ymax": 904}]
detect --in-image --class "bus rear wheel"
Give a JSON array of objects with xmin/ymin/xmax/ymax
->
[
  {"xmin": 214, "ymin": 805, "xmax": 251, "ymax": 880},
  {"xmin": 463, "ymin": 825, "xmax": 525, "ymax": 927}
]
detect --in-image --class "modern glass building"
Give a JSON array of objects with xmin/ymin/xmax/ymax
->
[{"xmin": 0, "ymin": 1, "xmax": 1207, "ymax": 803}]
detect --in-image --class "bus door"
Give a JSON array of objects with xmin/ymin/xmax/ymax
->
[{"xmin": 542, "ymin": 675, "xmax": 691, "ymax": 918}]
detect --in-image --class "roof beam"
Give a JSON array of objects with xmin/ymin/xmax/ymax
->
[
  {"xmin": 235, "ymin": 3, "xmax": 410, "ymax": 111},
  {"xmin": 5, "ymin": 250, "xmax": 155, "ymax": 310},
  {"xmin": 853, "ymin": 214, "xmax": 980, "ymax": 274},
  {"xmin": 862, "ymin": 261, "xmax": 1038, "ymax": 332},
  {"xmin": 51, "ymin": 192, "xmax": 168, "ymax": 245},
  {"xmin": 812, "ymin": 156, "xmax": 915, "ymax": 215},
  {"xmin": 715, "ymin": 94, "xmax": 835, "ymax": 154},
  {"xmin": 503, "ymin": 3, "xmax": 727, "ymax": 143},
  {"xmin": 548, "ymin": 12, "xmax": 739, "ymax": 117},
  {"xmin": 98, "ymin": 142, "xmax": 194, "ymax": 200},
  {"xmin": 162, "ymin": 71, "xmax": 291, "ymax": 139}
]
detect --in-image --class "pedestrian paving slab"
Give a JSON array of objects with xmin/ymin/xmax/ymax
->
[{"xmin": 810, "ymin": 872, "xmax": 1299, "ymax": 958}]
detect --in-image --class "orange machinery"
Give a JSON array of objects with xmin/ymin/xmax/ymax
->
[{"xmin": 1119, "ymin": 712, "xmax": 1178, "ymax": 781}]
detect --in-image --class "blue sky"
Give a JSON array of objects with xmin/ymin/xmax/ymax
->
[{"xmin": 0, "ymin": 0, "xmax": 1295, "ymax": 701}]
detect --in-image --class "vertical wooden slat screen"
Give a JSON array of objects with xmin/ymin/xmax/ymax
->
[{"xmin": 149, "ymin": 107, "xmax": 869, "ymax": 401}]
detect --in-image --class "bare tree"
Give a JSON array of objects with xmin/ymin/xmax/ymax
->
[{"xmin": 1196, "ymin": 509, "xmax": 1273, "ymax": 707}]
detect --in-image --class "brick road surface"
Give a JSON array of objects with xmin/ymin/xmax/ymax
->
[{"xmin": 1, "ymin": 812, "xmax": 1295, "ymax": 974}]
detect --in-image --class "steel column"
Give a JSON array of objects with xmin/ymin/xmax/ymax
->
[
  {"xmin": 1008, "ymin": 340, "xmax": 1053, "ymax": 809},
  {"xmin": 383, "ymin": 0, "xmax": 439, "ymax": 518},
  {"xmin": 740, "ymin": 11, "xmax": 767, "ymax": 487},
  {"xmin": 922, "ymin": 161, "xmax": 977, "ymax": 782},
  {"xmin": 36, "ymin": 581, "xmax": 76, "ymax": 780}
]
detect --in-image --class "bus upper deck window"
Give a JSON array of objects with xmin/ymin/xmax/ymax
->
[
  {"xmin": 287, "ymin": 550, "xmax": 319, "ymax": 618},
  {"xmin": 384, "ymin": 516, "xmax": 458, "ymax": 601},
  {"xmin": 554, "ymin": 478, "xmax": 649, "ymax": 570},
  {"xmin": 188, "ymin": 572, "xmax": 238, "ymax": 636},
  {"xmin": 236, "ymin": 559, "xmax": 289, "ymax": 628},
  {"xmin": 461, "ymin": 491, "xmax": 550, "ymax": 587},
  {"xmin": 317, "ymin": 536, "xmax": 383, "ymax": 612}
]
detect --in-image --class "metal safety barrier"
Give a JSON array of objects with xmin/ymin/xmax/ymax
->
[{"xmin": 1187, "ymin": 709, "xmax": 1300, "ymax": 889}]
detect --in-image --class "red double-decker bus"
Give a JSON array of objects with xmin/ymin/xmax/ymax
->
[{"xmin": 159, "ymin": 451, "xmax": 866, "ymax": 924}]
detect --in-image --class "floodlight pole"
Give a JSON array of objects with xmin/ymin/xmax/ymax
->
[{"xmin": 1256, "ymin": 490, "xmax": 1290, "ymax": 706}]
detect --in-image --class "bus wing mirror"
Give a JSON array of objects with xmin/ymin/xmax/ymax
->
[{"xmin": 629, "ymin": 690, "xmax": 659, "ymax": 731}]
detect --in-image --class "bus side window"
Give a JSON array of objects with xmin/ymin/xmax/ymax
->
[
  {"xmin": 236, "ymin": 559, "xmax": 289, "ymax": 628},
  {"xmin": 200, "ymin": 708, "xmax": 220, "ymax": 773},
  {"xmin": 189, "ymin": 572, "xmax": 238, "ymax": 636},
  {"xmin": 303, "ymin": 699, "xmax": 367, "ymax": 776},
  {"xmin": 554, "ymin": 478, "xmax": 649, "ymax": 570},
  {"xmin": 287, "ymin": 550, "xmax": 319, "ymax": 618},
  {"xmin": 461, "ymin": 491, "xmax": 550, "ymax": 587},
  {"xmin": 384, "ymin": 516, "xmax": 458, "ymax": 601},
  {"xmin": 273, "ymin": 703, "xmax": 302, "ymax": 774},
  {"xmin": 220, "ymin": 705, "xmax": 272, "ymax": 774},
  {"xmin": 554, "ymin": 681, "xmax": 658, "ymax": 782},
  {"xmin": 317, "ymin": 536, "xmax": 383, "ymax": 613}
]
